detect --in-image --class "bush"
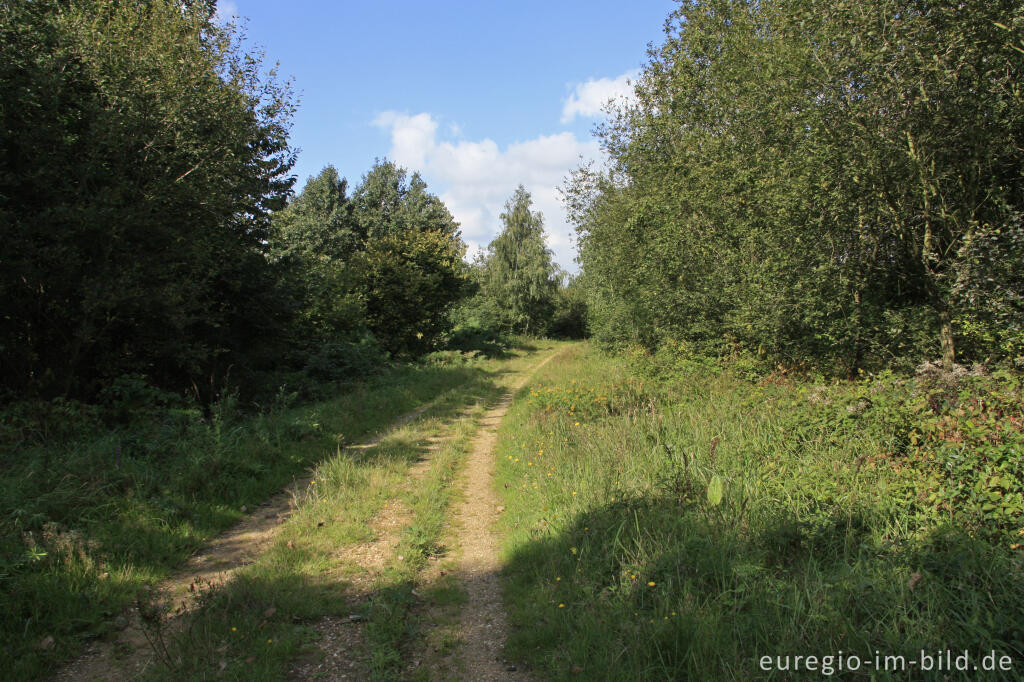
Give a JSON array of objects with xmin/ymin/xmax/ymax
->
[
  {"xmin": 442, "ymin": 323, "xmax": 509, "ymax": 357},
  {"xmin": 302, "ymin": 335, "xmax": 389, "ymax": 382}
]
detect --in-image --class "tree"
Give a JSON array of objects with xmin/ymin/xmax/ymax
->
[
  {"xmin": 567, "ymin": 0, "xmax": 1024, "ymax": 372},
  {"xmin": 0, "ymin": 0, "xmax": 296, "ymax": 401},
  {"xmin": 352, "ymin": 160, "xmax": 469, "ymax": 355},
  {"xmin": 270, "ymin": 167, "xmax": 364, "ymax": 344},
  {"xmin": 483, "ymin": 187, "xmax": 558, "ymax": 335}
]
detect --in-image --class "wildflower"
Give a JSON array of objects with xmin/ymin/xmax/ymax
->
[
  {"xmin": 572, "ymin": 491, "xmax": 577, "ymax": 496},
  {"xmin": 231, "ymin": 627, "xmax": 237, "ymax": 632},
  {"xmin": 648, "ymin": 581, "xmax": 656, "ymax": 587},
  {"xmin": 556, "ymin": 577, "xmax": 562, "ymax": 582},
  {"xmin": 558, "ymin": 603, "xmax": 565, "ymax": 608}
]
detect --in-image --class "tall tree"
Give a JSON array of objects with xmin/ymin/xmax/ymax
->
[
  {"xmin": 270, "ymin": 167, "xmax": 364, "ymax": 344},
  {"xmin": 0, "ymin": 0, "xmax": 295, "ymax": 400},
  {"xmin": 484, "ymin": 186, "xmax": 558, "ymax": 335},
  {"xmin": 568, "ymin": 0, "xmax": 1024, "ymax": 371},
  {"xmin": 353, "ymin": 160, "xmax": 469, "ymax": 355}
]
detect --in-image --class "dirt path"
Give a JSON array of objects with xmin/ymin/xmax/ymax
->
[
  {"xmin": 453, "ymin": 351, "xmax": 557, "ymax": 680},
  {"xmin": 56, "ymin": 393, "xmax": 452, "ymax": 682},
  {"xmin": 293, "ymin": 350, "xmax": 558, "ymax": 681},
  {"xmin": 58, "ymin": 350, "xmax": 557, "ymax": 681}
]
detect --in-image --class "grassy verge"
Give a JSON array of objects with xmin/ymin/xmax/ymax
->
[
  {"xmin": 0, "ymin": 352, "xmax": 521, "ymax": 680},
  {"xmin": 496, "ymin": 343, "xmax": 1024, "ymax": 680},
  {"xmin": 139, "ymin": 340, "xmax": 558, "ymax": 680}
]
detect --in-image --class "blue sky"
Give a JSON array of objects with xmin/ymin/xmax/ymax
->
[{"xmin": 219, "ymin": 1, "xmax": 678, "ymax": 270}]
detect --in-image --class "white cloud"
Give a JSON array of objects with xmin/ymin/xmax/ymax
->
[
  {"xmin": 373, "ymin": 112, "xmax": 601, "ymax": 271},
  {"xmin": 561, "ymin": 70, "xmax": 639, "ymax": 124},
  {"xmin": 371, "ymin": 112, "xmax": 437, "ymax": 171}
]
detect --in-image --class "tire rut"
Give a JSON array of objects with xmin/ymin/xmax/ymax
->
[
  {"xmin": 55, "ymin": 391, "xmax": 454, "ymax": 682},
  {"xmin": 452, "ymin": 351, "xmax": 559, "ymax": 681}
]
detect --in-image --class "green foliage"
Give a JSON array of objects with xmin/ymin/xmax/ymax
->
[
  {"xmin": 0, "ymin": 0, "xmax": 296, "ymax": 401},
  {"xmin": 270, "ymin": 166, "xmax": 366, "ymax": 348},
  {"xmin": 272, "ymin": 161, "xmax": 470, "ymax": 361},
  {"xmin": 498, "ymin": 343, "xmax": 1024, "ymax": 680},
  {"xmin": 301, "ymin": 335, "xmax": 389, "ymax": 382},
  {"xmin": 357, "ymin": 223, "xmax": 469, "ymax": 357},
  {"xmin": 906, "ymin": 371, "xmax": 1024, "ymax": 536},
  {"xmin": 953, "ymin": 213, "xmax": 1024, "ymax": 366},
  {"xmin": 0, "ymin": 360, "xmax": 492, "ymax": 679},
  {"xmin": 568, "ymin": 0, "xmax": 1024, "ymax": 373},
  {"xmin": 481, "ymin": 186, "xmax": 559, "ymax": 335},
  {"xmin": 549, "ymin": 275, "xmax": 589, "ymax": 339}
]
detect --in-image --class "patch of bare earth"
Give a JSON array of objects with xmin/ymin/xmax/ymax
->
[
  {"xmin": 452, "ymin": 352, "xmax": 557, "ymax": 681},
  {"xmin": 289, "ymin": 430, "xmax": 448, "ymax": 681},
  {"xmin": 286, "ymin": 499, "xmax": 409, "ymax": 682},
  {"xmin": 55, "ymin": 397, "xmax": 446, "ymax": 682}
]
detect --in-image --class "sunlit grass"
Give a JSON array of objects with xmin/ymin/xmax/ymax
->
[
  {"xmin": 0, "ymin": 348, "xmax": 533, "ymax": 680},
  {"xmin": 142, "ymin": 340, "xmax": 560, "ymax": 680},
  {"xmin": 496, "ymin": 343, "xmax": 1024, "ymax": 680}
]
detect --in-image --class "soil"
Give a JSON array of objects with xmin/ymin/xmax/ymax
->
[
  {"xmin": 56, "ymin": 395, "xmax": 448, "ymax": 682},
  {"xmin": 450, "ymin": 351, "xmax": 555, "ymax": 681}
]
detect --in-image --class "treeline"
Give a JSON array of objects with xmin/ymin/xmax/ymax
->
[
  {"xmin": 0, "ymin": 0, "xmax": 576, "ymax": 411},
  {"xmin": 568, "ymin": 0, "xmax": 1024, "ymax": 375},
  {"xmin": 2, "ymin": 0, "xmax": 298, "ymax": 404},
  {"xmin": 269, "ymin": 162, "xmax": 468, "ymax": 374}
]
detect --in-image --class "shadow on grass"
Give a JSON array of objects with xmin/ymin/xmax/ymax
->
[
  {"xmin": 501, "ymin": 496, "xmax": 1024, "ymax": 681},
  {"xmin": 0, "ymin": 359, "xmax": 508, "ymax": 680}
]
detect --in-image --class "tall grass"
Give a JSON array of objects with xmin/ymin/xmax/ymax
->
[
  {"xmin": 0, "ymin": 359, "xmax": 496, "ymax": 679},
  {"xmin": 143, "ymin": 341, "xmax": 558, "ymax": 680},
  {"xmin": 497, "ymin": 343, "xmax": 1024, "ymax": 680}
]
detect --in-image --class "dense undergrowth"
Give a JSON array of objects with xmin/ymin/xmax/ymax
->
[
  {"xmin": 497, "ymin": 343, "xmax": 1024, "ymax": 680},
  {"xmin": 0, "ymin": 348, "xmax": 518, "ymax": 680}
]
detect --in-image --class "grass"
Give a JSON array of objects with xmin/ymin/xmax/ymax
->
[
  {"xmin": 0, "ymin": 347, "xmax": 539, "ymax": 680},
  {"xmin": 495, "ymin": 342, "xmax": 1024, "ymax": 680},
  {"xmin": 135, "ymin": 340, "xmax": 559, "ymax": 680}
]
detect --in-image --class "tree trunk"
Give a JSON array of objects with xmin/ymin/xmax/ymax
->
[{"xmin": 939, "ymin": 305, "xmax": 955, "ymax": 372}]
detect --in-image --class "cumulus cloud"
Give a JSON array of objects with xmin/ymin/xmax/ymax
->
[
  {"xmin": 371, "ymin": 112, "xmax": 437, "ymax": 171},
  {"xmin": 561, "ymin": 70, "xmax": 639, "ymax": 124},
  {"xmin": 373, "ymin": 112, "xmax": 601, "ymax": 271}
]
